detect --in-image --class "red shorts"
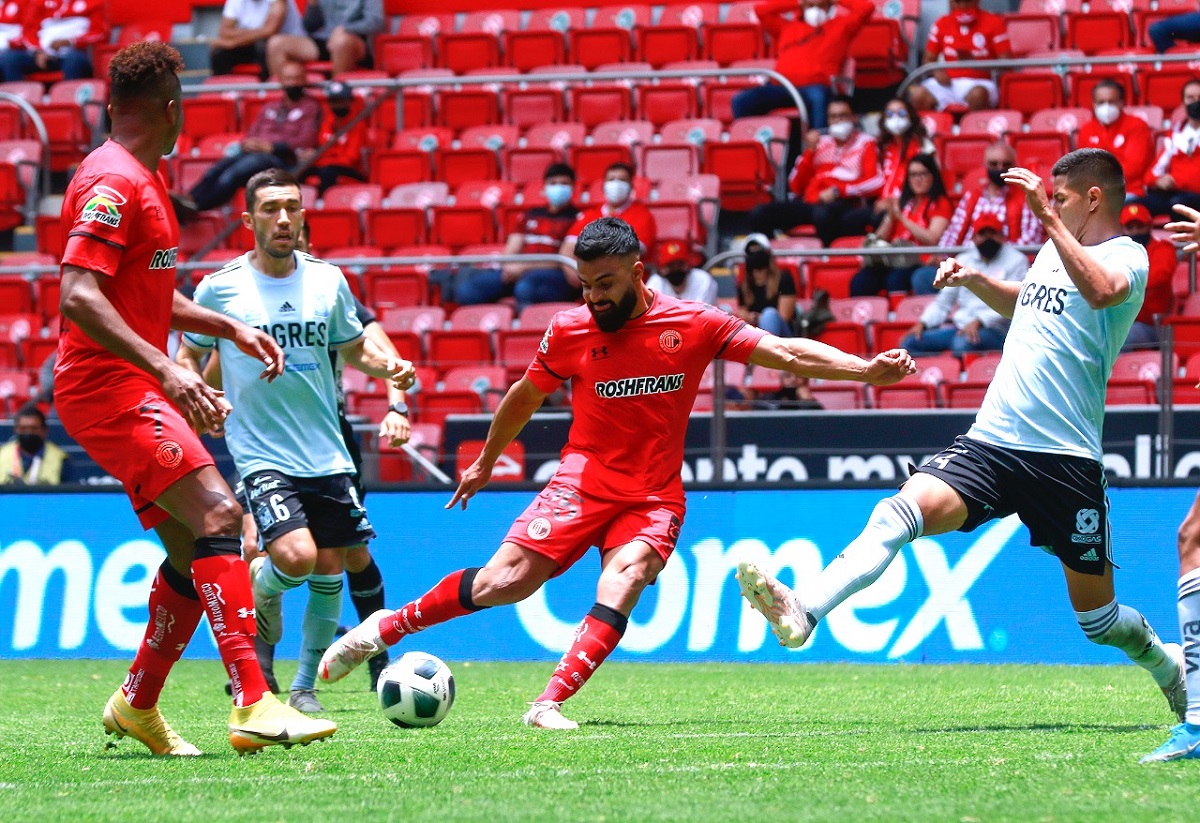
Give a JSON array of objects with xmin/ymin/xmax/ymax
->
[
  {"xmin": 504, "ymin": 477, "xmax": 685, "ymax": 575},
  {"xmin": 63, "ymin": 390, "xmax": 214, "ymax": 530}
]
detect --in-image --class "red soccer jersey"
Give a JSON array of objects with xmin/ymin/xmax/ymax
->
[
  {"xmin": 524, "ymin": 293, "xmax": 765, "ymax": 500},
  {"xmin": 568, "ymin": 200, "xmax": 658, "ymax": 257},
  {"xmin": 55, "ymin": 140, "xmax": 179, "ymax": 419},
  {"xmin": 925, "ymin": 11, "xmax": 1010, "ymax": 80}
]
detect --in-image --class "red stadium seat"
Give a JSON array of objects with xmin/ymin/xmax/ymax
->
[
  {"xmin": 437, "ymin": 11, "xmax": 519, "ymax": 73},
  {"xmin": 999, "ymin": 72, "xmax": 1065, "ymax": 117},
  {"xmin": 517, "ymin": 302, "xmax": 577, "ymax": 330},
  {"xmin": 849, "ymin": 18, "xmax": 909, "ymax": 91},
  {"xmin": 1067, "ymin": 70, "xmax": 1135, "ymax": 109},
  {"xmin": 568, "ymin": 144, "xmax": 634, "ymax": 188},
  {"xmin": 1026, "ymin": 107, "xmax": 1093, "ymax": 139},
  {"xmin": 496, "ymin": 328, "xmax": 546, "ymax": 379},
  {"xmin": 811, "ymin": 385, "xmax": 864, "ymax": 409},
  {"xmin": 635, "ymin": 83, "xmax": 698, "ymax": 127},
  {"xmin": 936, "ymin": 134, "xmax": 995, "ymax": 180},
  {"xmin": 1106, "ymin": 379, "xmax": 1154, "ymax": 405},
  {"xmin": 374, "ymin": 34, "xmax": 434, "ymax": 75},
  {"xmin": 703, "ymin": 4, "xmax": 762, "ymax": 65},
  {"xmin": 872, "ymin": 380, "xmax": 938, "ymax": 409},
  {"xmin": 415, "ymin": 389, "xmax": 484, "ymax": 426},
  {"xmin": 502, "ymin": 9, "xmax": 576, "ymax": 72},
  {"xmin": 958, "ymin": 109, "xmax": 1024, "ymax": 138},
  {"xmin": 429, "ymin": 205, "xmax": 497, "ymax": 250},
  {"xmin": 426, "ymin": 330, "xmax": 493, "ymax": 371},
  {"xmin": 1141, "ymin": 69, "xmax": 1200, "ymax": 112},
  {"xmin": 502, "ymin": 87, "xmax": 566, "ymax": 129},
  {"xmin": 569, "ymin": 86, "xmax": 632, "ymax": 129},
  {"xmin": 636, "ymin": 3, "xmax": 715, "ymax": 67},
  {"xmin": 437, "ymin": 89, "xmax": 501, "ymax": 132},
  {"xmin": 1004, "ymin": 14, "xmax": 1061, "ymax": 57},
  {"xmin": 568, "ymin": 5, "xmax": 647, "ymax": 70},
  {"xmin": 367, "ymin": 270, "xmax": 430, "ymax": 310},
  {"xmin": 323, "ymin": 183, "xmax": 383, "ymax": 212},
  {"xmin": 1066, "ymin": 11, "xmax": 1129, "ymax": 55},
  {"xmin": 944, "ymin": 382, "xmax": 990, "ymax": 409},
  {"xmin": 815, "ymin": 322, "xmax": 868, "ymax": 357}
]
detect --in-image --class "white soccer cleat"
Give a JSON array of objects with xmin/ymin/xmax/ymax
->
[
  {"xmin": 318, "ymin": 609, "xmax": 391, "ymax": 684},
  {"xmin": 522, "ymin": 700, "xmax": 579, "ymax": 730},
  {"xmin": 249, "ymin": 556, "xmax": 283, "ymax": 645},
  {"xmin": 1163, "ymin": 642, "xmax": 1188, "ymax": 723},
  {"xmin": 735, "ymin": 561, "xmax": 812, "ymax": 648}
]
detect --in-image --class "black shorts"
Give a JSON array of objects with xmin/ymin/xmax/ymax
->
[
  {"xmin": 914, "ymin": 435, "xmax": 1112, "ymax": 575},
  {"xmin": 241, "ymin": 469, "xmax": 376, "ymax": 549}
]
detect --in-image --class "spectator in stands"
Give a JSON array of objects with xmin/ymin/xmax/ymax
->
[
  {"xmin": 734, "ymin": 233, "xmax": 796, "ymax": 338},
  {"xmin": 0, "ymin": 4, "xmax": 23, "ymax": 50},
  {"xmin": 843, "ymin": 97, "xmax": 936, "ymax": 239},
  {"xmin": 1120, "ymin": 202, "xmax": 1177, "ymax": 351},
  {"xmin": 211, "ymin": 0, "xmax": 306, "ymax": 80},
  {"xmin": 180, "ymin": 59, "xmax": 322, "ymax": 215},
  {"xmin": 746, "ymin": 96, "xmax": 881, "ymax": 246},
  {"xmin": 850, "ymin": 154, "xmax": 952, "ymax": 296},
  {"xmin": 561, "ymin": 162, "xmax": 657, "ymax": 259},
  {"xmin": 299, "ymin": 79, "xmax": 366, "ymax": 195},
  {"xmin": 455, "ymin": 163, "xmax": 581, "ymax": 308},
  {"xmin": 646, "ymin": 240, "xmax": 719, "ymax": 305},
  {"xmin": 908, "ymin": 0, "xmax": 1010, "ymax": 113},
  {"xmin": 266, "ymin": 0, "xmax": 384, "ymax": 78},
  {"xmin": 899, "ymin": 212, "xmax": 1027, "ymax": 358},
  {"xmin": 1, "ymin": 404, "xmax": 71, "ymax": 485},
  {"xmin": 1077, "ymin": 80, "xmax": 1154, "ymax": 200},
  {"xmin": 1, "ymin": 0, "xmax": 107, "ymax": 82},
  {"xmin": 1149, "ymin": 11, "xmax": 1200, "ymax": 54},
  {"xmin": 731, "ymin": 0, "xmax": 873, "ymax": 130},
  {"xmin": 1144, "ymin": 80, "xmax": 1200, "ymax": 219}
]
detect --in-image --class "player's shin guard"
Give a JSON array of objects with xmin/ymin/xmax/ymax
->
[
  {"xmin": 537, "ymin": 604, "xmax": 627, "ymax": 705},
  {"xmin": 192, "ymin": 536, "xmax": 269, "ymax": 707},
  {"xmin": 1077, "ymin": 599, "xmax": 1177, "ymax": 687},
  {"xmin": 123, "ymin": 560, "xmax": 205, "ymax": 709},
  {"xmin": 807, "ymin": 493, "xmax": 923, "ymax": 623},
  {"xmin": 347, "ymin": 558, "xmax": 386, "ymax": 622},
  {"xmin": 379, "ymin": 567, "xmax": 486, "ymax": 646},
  {"xmin": 1179, "ymin": 568, "xmax": 1200, "ymax": 724},
  {"xmin": 292, "ymin": 574, "xmax": 343, "ymax": 691}
]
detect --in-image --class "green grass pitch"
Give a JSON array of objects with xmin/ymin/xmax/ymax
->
[{"xmin": 0, "ymin": 659, "xmax": 1193, "ymax": 822}]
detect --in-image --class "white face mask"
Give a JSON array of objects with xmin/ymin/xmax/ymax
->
[
  {"xmin": 803, "ymin": 5, "xmax": 828, "ymax": 26},
  {"xmin": 1094, "ymin": 102, "xmax": 1120, "ymax": 126},
  {"xmin": 828, "ymin": 121, "xmax": 854, "ymax": 142},
  {"xmin": 603, "ymin": 179, "xmax": 632, "ymax": 206},
  {"xmin": 884, "ymin": 114, "xmax": 910, "ymax": 136},
  {"xmin": 544, "ymin": 183, "xmax": 572, "ymax": 208}
]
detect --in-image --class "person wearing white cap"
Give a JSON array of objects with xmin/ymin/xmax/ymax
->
[{"xmin": 734, "ymin": 234, "xmax": 796, "ymax": 337}]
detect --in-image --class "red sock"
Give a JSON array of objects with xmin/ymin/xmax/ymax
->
[
  {"xmin": 380, "ymin": 568, "xmax": 484, "ymax": 646},
  {"xmin": 123, "ymin": 562, "xmax": 204, "ymax": 710},
  {"xmin": 192, "ymin": 552, "xmax": 269, "ymax": 707},
  {"xmin": 537, "ymin": 605, "xmax": 627, "ymax": 705}
]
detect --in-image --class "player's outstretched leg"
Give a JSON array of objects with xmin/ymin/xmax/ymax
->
[
  {"xmin": 105, "ymin": 559, "xmax": 205, "ymax": 755},
  {"xmin": 1076, "ymin": 600, "xmax": 1183, "ymax": 721},
  {"xmin": 1143, "ymin": 564, "xmax": 1200, "ymax": 763},
  {"xmin": 289, "ymin": 574, "xmax": 343, "ymax": 713},
  {"xmin": 346, "ymin": 554, "xmax": 390, "ymax": 690},
  {"xmin": 738, "ymin": 493, "xmax": 923, "ymax": 648},
  {"xmin": 320, "ymin": 568, "xmax": 486, "ymax": 684},
  {"xmin": 523, "ymin": 604, "xmax": 628, "ymax": 730}
]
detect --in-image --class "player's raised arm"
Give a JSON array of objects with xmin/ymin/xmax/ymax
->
[
  {"xmin": 932, "ymin": 256, "xmax": 1023, "ymax": 318},
  {"xmin": 1003, "ymin": 163, "xmax": 1130, "ymax": 309},
  {"xmin": 447, "ymin": 377, "xmax": 550, "ymax": 510},
  {"xmin": 746, "ymin": 334, "xmax": 915, "ymax": 385}
]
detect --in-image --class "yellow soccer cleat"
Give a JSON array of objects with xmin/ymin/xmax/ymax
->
[
  {"xmin": 103, "ymin": 689, "xmax": 202, "ymax": 756},
  {"xmin": 228, "ymin": 691, "xmax": 337, "ymax": 755}
]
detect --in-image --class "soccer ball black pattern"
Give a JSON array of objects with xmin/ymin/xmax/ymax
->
[{"xmin": 377, "ymin": 652, "xmax": 455, "ymax": 728}]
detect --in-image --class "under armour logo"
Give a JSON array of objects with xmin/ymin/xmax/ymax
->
[
  {"xmin": 591, "ymin": 346, "xmax": 609, "ymax": 359},
  {"xmin": 237, "ymin": 607, "xmax": 255, "ymax": 619}
]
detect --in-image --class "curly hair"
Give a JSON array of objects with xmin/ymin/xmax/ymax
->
[{"xmin": 108, "ymin": 41, "xmax": 184, "ymax": 104}]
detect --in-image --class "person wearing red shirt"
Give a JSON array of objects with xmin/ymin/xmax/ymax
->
[
  {"xmin": 561, "ymin": 161, "xmax": 658, "ymax": 276},
  {"xmin": 844, "ymin": 96, "xmax": 936, "ymax": 238},
  {"xmin": 0, "ymin": 2, "xmax": 22, "ymax": 49},
  {"xmin": 2, "ymin": 0, "xmax": 108, "ymax": 81},
  {"xmin": 910, "ymin": 0, "xmax": 1010, "ymax": 113},
  {"xmin": 1120, "ymin": 202, "xmax": 1177, "ymax": 351},
  {"xmin": 300, "ymin": 79, "xmax": 367, "ymax": 195},
  {"xmin": 1077, "ymin": 80, "xmax": 1154, "ymax": 199},
  {"xmin": 731, "ymin": 0, "xmax": 874, "ymax": 129},
  {"xmin": 748, "ymin": 97, "xmax": 881, "ymax": 246},
  {"xmin": 1145, "ymin": 79, "xmax": 1200, "ymax": 218},
  {"xmin": 319, "ymin": 217, "xmax": 916, "ymax": 729},
  {"xmin": 57, "ymin": 42, "xmax": 335, "ymax": 756}
]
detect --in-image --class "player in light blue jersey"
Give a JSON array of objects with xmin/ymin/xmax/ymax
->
[
  {"xmin": 178, "ymin": 168, "xmax": 415, "ymax": 713},
  {"xmin": 1143, "ymin": 203, "xmax": 1200, "ymax": 762},
  {"xmin": 739, "ymin": 149, "xmax": 1187, "ymax": 747}
]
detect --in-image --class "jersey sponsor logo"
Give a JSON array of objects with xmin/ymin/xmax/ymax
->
[
  {"xmin": 1018, "ymin": 280, "xmax": 1067, "ymax": 315},
  {"xmin": 81, "ymin": 185, "xmax": 126, "ymax": 228},
  {"xmin": 659, "ymin": 329, "xmax": 683, "ymax": 353},
  {"xmin": 594, "ymin": 373, "xmax": 685, "ymax": 399},
  {"xmin": 1071, "ymin": 507, "xmax": 1103, "ymax": 544},
  {"xmin": 148, "ymin": 248, "xmax": 178, "ymax": 270},
  {"xmin": 154, "ymin": 441, "xmax": 183, "ymax": 469},
  {"xmin": 590, "ymin": 345, "xmax": 609, "ymax": 360},
  {"xmin": 539, "ymin": 325, "xmax": 552, "ymax": 354},
  {"xmin": 526, "ymin": 517, "xmax": 552, "ymax": 540}
]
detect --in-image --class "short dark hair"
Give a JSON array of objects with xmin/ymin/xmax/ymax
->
[
  {"xmin": 15, "ymin": 404, "xmax": 45, "ymax": 427},
  {"xmin": 1051, "ymin": 148, "xmax": 1126, "ymax": 205},
  {"xmin": 108, "ymin": 41, "xmax": 183, "ymax": 106},
  {"xmin": 1185, "ymin": 79, "xmax": 1200, "ymax": 100},
  {"xmin": 245, "ymin": 168, "xmax": 302, "ymax": 211},
  {"xmin": 1092, "ymin": 79, "xmax": 1126, "ymax": 102},
  {"xmin": 828, "ymin": 94, "xmax": 854, "ymax": 111},
  {"xmin": 543, "ymin": 162, "xmax": 575, "ymax": 182},
  {"xmin": 605, "ymin": 162, "xmax": 635, "ymax": 179},
  {"xmin": 575, "ymin": 217, "xmax": 640, "ymax": 261}
]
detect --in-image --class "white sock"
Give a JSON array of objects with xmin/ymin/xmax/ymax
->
[
  {"xmin": 292, "ymin": 574, "xmax": 343, "ymax": 691},
  {"xmin": 1178, "ymin": 568, "xmax": 1200, "ymax": 725},
  {"xmin": 255, "ymin": 556, "xmax": 307, "ymax": 597},
  {"xmin": 807, "ymin": 493, "xmax": 923, "ymax": 623},
  {"xmin": 1076, "ymin": 599, "xmax": 1176, "ymax": 688}
]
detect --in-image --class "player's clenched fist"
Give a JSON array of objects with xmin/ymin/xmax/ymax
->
[
  {"xmin": 863, "ymin": 348, "xmax": 916, "ymax": 386},
  {"xmin": 933, "ymin": 257, "xmax": 982, "ymax": 290},
  {"xmin": 386, "ymin": 357, "xmax": 417, "ymax": 391}
]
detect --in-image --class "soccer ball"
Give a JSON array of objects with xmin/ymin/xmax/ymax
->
[{"xmin": 377, "ymin": 652, "xmax": 455, "ymax": 728}]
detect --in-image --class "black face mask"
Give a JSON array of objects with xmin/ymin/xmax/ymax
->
[
  {"xmin": 745, "ymin": 250, "xmax": 771, "ymax": 271},
  {"xmin": 330, "ymin": 106, "xmax": 351, "ymax": 118},
  {"xmin": 665, "ymin": 268, "xmax": 688, "ymax": 287},
  {"xmin": 1188, "ymin": 101, "xmax": 1200, "ymax": 121},
  {"xmin": 283, "ymin": 85, "xmax": 305, "ymax": 102},
  {"xmin": 17, "ymin": 433, "xmax": 44, "ymax": 454},
  {"xmin": 975, "ymin": 237, "xmax": 1002, "ymax": 261},
  {"xmin": 987, "ymin": 167, "xmax": 1008, "ymax": 188},
  {"xmin": 1130, "ymin": 232, "xmax": 1152, "ymax": 247}
]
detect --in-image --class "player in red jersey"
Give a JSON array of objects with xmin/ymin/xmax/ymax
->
[
  {"xmin": 56, "ymin": 41, "xmax": 336, "ymax": 756},
  {"xmin": 320, "ymin": 217, "xmax": 916, "ymax": 728}
]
